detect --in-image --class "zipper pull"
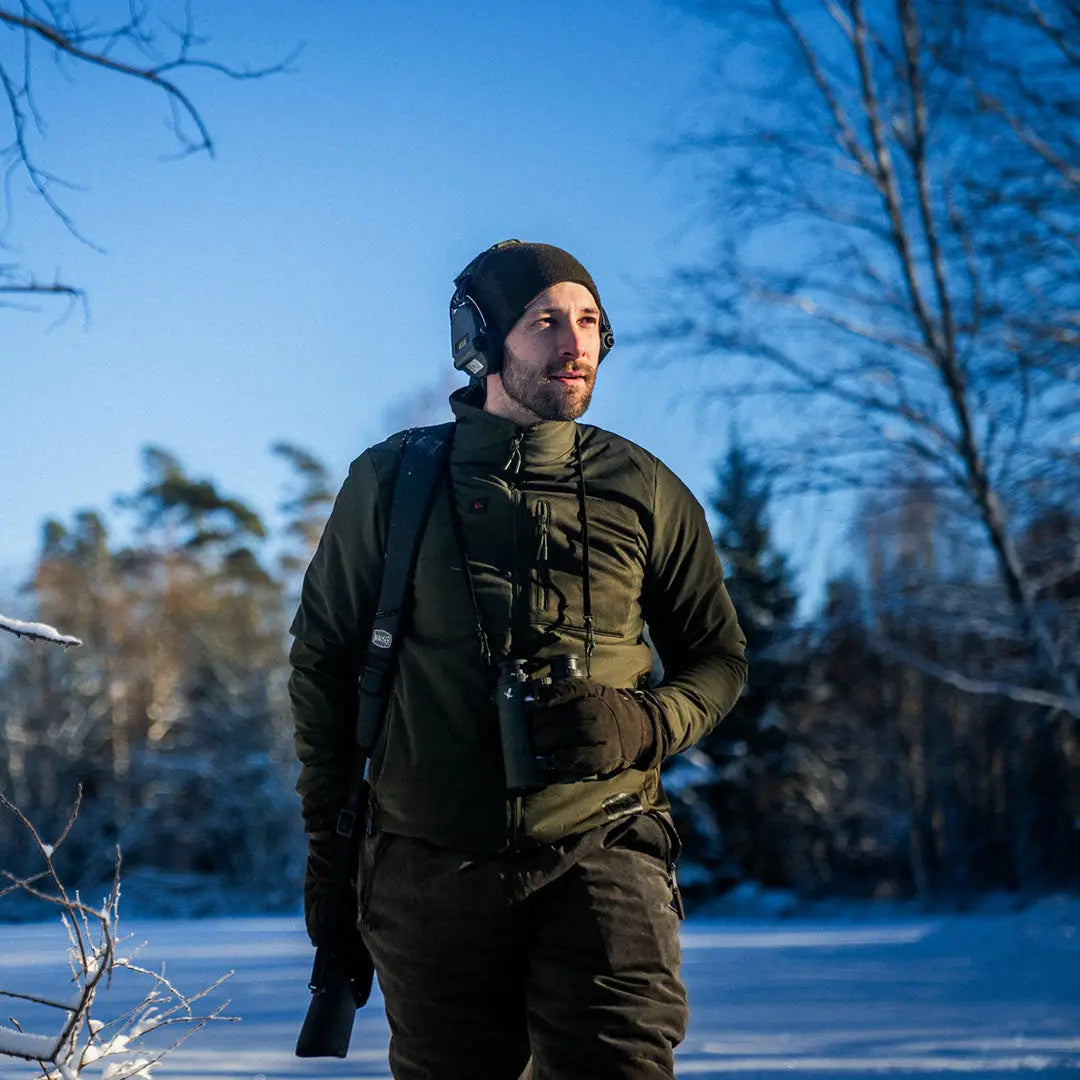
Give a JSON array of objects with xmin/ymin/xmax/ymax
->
[
  {"xmin": 535, "ymin": 500, "xmax": 550, "ymax": 607},
  {"xmin": 505, "ymin": 432, "xmax": 523, "ymax": 476},
  {"xmin": 535, "ymin": 500, "xmax": 549, "ymax": 564}
]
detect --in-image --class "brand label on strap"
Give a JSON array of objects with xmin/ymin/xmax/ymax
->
[{"xmin": 372, "ymin": 629, "xmax": 393, "ymax": 649}]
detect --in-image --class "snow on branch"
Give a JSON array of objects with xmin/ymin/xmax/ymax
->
[
  {"xmin": 0, "ymin": 615, "xmax": 82, "ymax": 648},
  {"xmin": 0, "ymin": 1027, "xmax": 61, "ymax": 1065},
  {"xmin": 0, "ymin": 790, "xmax": 235, "ymax": 1077}
]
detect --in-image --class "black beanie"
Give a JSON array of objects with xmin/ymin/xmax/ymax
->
[{"xmin": 461, "ymin": 241, "xmax": 613, "ymax": 362}]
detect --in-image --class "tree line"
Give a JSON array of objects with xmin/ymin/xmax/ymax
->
[
  {"xmin": 0, "ymin": 444, "xmax": 332, "ymax": 916},
  {"xmin": 658, "ymin": 0, "xmax": 1078, "ymax": 905},
  {"xmin": 2, "ymin": 433, "xmax": 1075, "ymax": 915},
  {"xmin": 670, "ymin": 441, "xmax": 1079, "ymax": 905}
]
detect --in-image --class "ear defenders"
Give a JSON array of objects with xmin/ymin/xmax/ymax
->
[
  {"xmin": 450, "ymin": 240, "xmax": 615, "ymax": 379},
  {"xmin": 450, "ymin": 251, "xmax": 501, "ymax": 379}
]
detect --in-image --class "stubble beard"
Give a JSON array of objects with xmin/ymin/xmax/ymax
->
[{"xmin": 499, "ymin": 344, "xmax": 596, "ymax": 422}]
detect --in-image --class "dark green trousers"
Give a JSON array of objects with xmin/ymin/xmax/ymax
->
[{"xmin": 359, "ymin": 812, "xmax": 687, "ymax": 1080}]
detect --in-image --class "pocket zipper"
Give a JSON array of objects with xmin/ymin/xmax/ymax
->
[{"xmin": 534, "ymin": 499, "xmax": 551, "ymax": 609}]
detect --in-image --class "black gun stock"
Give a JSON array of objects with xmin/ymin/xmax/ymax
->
[
  {"xmin": 295, "ymin": 810, "xmax": 374, "ymax": 1059},
  {"xmin": 295, "ymin": 936, "xmax": 373, "ymax": 1058}
]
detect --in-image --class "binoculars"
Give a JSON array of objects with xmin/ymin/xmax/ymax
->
[{"xmin": 495, "ymin": 654, "xmax": 583, "ymax": 792}]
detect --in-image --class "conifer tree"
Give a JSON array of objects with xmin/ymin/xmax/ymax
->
[
  {"xmin": 272, "ymin": 441, "xmax": 334, "ymax": 612},
  {"xmin": 664, "ymin": 436, "xmax": 799, "ymax": 896}
]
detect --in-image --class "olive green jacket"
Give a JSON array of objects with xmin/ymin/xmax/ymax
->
[{"xmin": 289, "ymin": 386, "xmax": 747, "ymax": 852}]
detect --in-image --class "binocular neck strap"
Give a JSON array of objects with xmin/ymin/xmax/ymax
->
[{"xmin": 574, "ymin": 427, "xmax": 596, "ymax": 676}]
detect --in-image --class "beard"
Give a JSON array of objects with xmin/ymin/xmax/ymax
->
[{"xmin": 499, "ymin": 343, "xmax": 596, "ymax": 421}]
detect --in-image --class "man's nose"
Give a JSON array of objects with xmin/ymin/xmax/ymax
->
[{"xmin": 558, "ymin": 320, "xmax": 589, "ymax": 358}]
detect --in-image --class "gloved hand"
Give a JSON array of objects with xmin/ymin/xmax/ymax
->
[
  {"xmin": 527, "ymin": 678, "xmax": 664, "ymax": 780},
  {"xmin": 303, "ymin": 830, "xmax": 343, "ymax": 946},
  {"xmin": 304, "ymin": 827, "xmax": 375, "ymax": 1005}
]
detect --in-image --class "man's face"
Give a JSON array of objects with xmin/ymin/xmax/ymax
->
[{"xmin": 492, "ymin": 281, "xmax": 602, "ymax": 423}]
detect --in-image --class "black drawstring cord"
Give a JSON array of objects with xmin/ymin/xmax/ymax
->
[{"xmin": 574, "ymin": 427, "xmax": 595, "ymax": 677}]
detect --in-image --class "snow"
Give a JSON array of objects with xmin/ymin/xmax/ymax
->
[
  {"xmin": 0, "ymin": 616, "xmax": 82, "ymax": 648},
  {"xmin": 0, "ymin": 1028, "xmax": 60, "ymax": 1062},
  {"xmin": 0, "ymin": 903, "xmax": 1077, "ymax": 1078}
]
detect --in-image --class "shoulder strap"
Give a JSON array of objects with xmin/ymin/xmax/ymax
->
[
  {"xmin": 355, "ymin": 422, "xmax": 454, "ymax": 751},
  {"xmin": 303, "ymin": 424, "xmax": 454, "ymax": 1025},
  {"xmin": 334, "ymin": 422, "xmax": 453, "ymax": 843}
]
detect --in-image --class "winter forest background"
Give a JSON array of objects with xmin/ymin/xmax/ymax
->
[{"xmin": 3, "ymin": 0, "xmax": 1079, "ymax": 920}]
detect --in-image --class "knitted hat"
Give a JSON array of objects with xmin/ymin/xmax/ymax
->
[{"xmin": 454, "ymin": 240, "xmax": 614, "ymax": 367}]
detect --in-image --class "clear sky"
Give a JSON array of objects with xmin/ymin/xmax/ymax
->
[{"xmin": 2, "ymin": 1, "xmax": 838, "ymax": 612}]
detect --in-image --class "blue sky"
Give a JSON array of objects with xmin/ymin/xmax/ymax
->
[{"xmin": 2, "ymin": 1, "xmax": 839, "ymax": 612}]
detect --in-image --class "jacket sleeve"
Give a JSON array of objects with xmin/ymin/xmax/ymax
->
[
  {"xmin": 639, "ymin": 458, "xmax": 747, "ymax": 759},
  {"xmin": 288, "ymin": 450, "xmax": 387, "ymax": 832}
]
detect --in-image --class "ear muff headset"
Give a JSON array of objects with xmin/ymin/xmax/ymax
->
[
  {"xmin": 450, "ymin": 239, "xmax": 520, "ymax": 379},
  {"xmin": 450, "ymin": 268, "xmax": 498, "ymax": 379},
  {"xmin": 450, "ymin": 239, "xmax": 615, "ymax": 379}
]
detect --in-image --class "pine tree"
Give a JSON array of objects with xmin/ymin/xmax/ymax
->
[
  {"xmin": 664, "ymin": 436, "xmax": 799, "ymax": 897},
  {"xmin": 272, "ymin": 441, "xmax": 334, "ymax": 615}
]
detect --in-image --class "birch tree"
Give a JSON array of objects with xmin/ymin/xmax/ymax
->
[{"xmin": 671, "ymin": 0, "xmax": 1079, "ymax": 717}]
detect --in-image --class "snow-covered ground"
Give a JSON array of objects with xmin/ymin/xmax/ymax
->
[{"xmin": 1, "ymin": 900, "xmax": 1077, "ymax": 1078}]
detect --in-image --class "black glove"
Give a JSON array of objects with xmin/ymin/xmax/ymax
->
[
  {"xmin": 304, "ymin": 830, "xmax": 346, "ymax": 945},
  {"xmin": 303, "ymin": 829, "xmax": 375, "ymax": 1010},
  {"xmin": 305, "ymin": 830, "xmax": 366, "ymax": 960},
  {"xmin": 527, "ymin": 678, "xmax": 664, "ymax": 780}
]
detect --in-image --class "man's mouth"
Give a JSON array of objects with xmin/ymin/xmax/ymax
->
[{"xmin": 549, "ymin": 371, "xmax": 586, "ymax": 384}]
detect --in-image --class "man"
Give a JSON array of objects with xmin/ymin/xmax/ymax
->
[{"xmin": 290, "ymin": 240, "xmax": 747, "ymax": 1079}]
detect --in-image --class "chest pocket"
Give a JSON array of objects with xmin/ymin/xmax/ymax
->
[
  {"xmin": 529, "ymin": 492, "xmax": 645, "ymax": 640},
  {"xmin": 407, "ymin": 483, "xmax": 479, "ymax": 646}
]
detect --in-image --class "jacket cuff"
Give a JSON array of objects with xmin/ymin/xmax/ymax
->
[{"xmin": 631, "ymin": 690, "xmax": 667, "ymax": 771}]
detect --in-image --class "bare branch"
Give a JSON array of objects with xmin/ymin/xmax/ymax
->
[
  {"xmin": 0, "ymin": 790, "xmax": 235, "ymax": 1073},
  {"xmin": 0, "ymin": 8, "xmax": 292, "ymax": 156},
  {"xmin": 849, "ymin": 0, "xmax": 941, "ymax": 355},
  {"xmin": 771, "ymin": 0, "xmax": 876, "ymax": 177},
  {"xmin": 972, "ymin": 85, "xmax": 1080, "ymax": 191},
  {"xmin": 0, "ymin": 283, "xmax": 79, "ymax": 298},
  {"xmin": 0, "ymin": 3, "xmax": 295, "ymax": 304},
  {"xmin": 867, "ymin": 632, "xmax": 1080, "ymax": 718},
  {"xmin": 897, "ymin": 0, "xmax": 958, "ymax": 360}
]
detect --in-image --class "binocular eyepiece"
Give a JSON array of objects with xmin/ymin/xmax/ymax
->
[{"xmin": 495, "ymin": 654, "xmax": 582, "ymax": 792}]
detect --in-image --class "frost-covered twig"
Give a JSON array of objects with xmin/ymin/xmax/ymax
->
[
  {"xmin": 0, "ymin": 615, "xmax": 82, "ymax": 648},
  {"xmin": 0, "ymin": 791, "xmax": 235, "ymax": 1077}
]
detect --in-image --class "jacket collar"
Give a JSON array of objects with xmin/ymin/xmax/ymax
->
[{"xmin": 449, "ymin": 385, "xmax": 577, "ymax": 467}]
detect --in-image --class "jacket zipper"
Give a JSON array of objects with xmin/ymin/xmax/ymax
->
[
  {"xmin": 507, "ymin": 431, "xmax": 523, "ymax": 645},
  {"xmin": 506, "ymin": 432, "xmax": 525, "ymax": 848}
]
